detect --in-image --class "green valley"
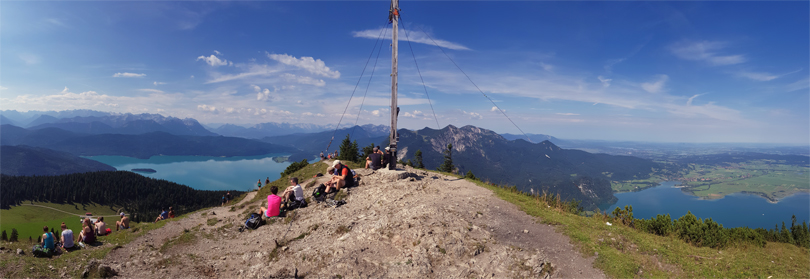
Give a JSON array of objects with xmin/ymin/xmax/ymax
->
[{"xmin": 679, "ymin": 160, "xmax": 809, "ymax": 201}]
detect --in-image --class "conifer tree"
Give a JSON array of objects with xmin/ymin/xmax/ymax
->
[
  {"xmin": 465, "ymin": 170, "xmax": 477, "ymax": 180},
  {"xmin": 9, "ymin": 228, "xmax": 18, "ymax": 242},
  {"xmin": 437, "ymin": 144, "xmax": 454, "ymax": 173},
  {"xmin": 1, "ymin": 230, "xmax": 6, "ymax": 241},
  {"xmin": 414, "ymin": 149, "xmax": 424, "ymax": 169},
  {"xmin": 338, "ymin": 135, "xmax": 360, "ymax": 163}
]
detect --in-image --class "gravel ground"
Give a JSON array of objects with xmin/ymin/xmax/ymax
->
[{"xmin": 104, "ymin": 164, "xmax": 605, "ymax": 278}]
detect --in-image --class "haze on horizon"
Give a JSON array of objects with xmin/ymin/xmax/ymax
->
[{"xmin": 1, "ymin": 2, "xmax": 808, "ymax": 145}]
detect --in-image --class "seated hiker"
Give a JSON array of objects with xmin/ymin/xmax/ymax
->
[
  {"xmin": 33, "ymin": 226, "xmax": 56, "ymax": 256},
  {"xmin": 95, "ymin": 216, "xmax": 111, "ymax": 236},
  {"xmin": 260, "ymin": 186, "xmax": 282, "ymax": 218},
  {"xmin": 280, "ymin": 177, "xmax": 306, "ymax": 209},
  {"xmin": 154, "ymin": 208, "xmax": 169, "ymax": 222},
  {"xmin": 325, "ymin": 160, "xmax": 354, "ymax": 193},
  {"xmin": 115, "ymin": 212, "xmax": 130, "ymax": 231},
  {"xmin": 77, "ymin": 218, "xmax": 96, "ymax": 245},
  {"xmin": 168, "ymin": 207, "xmax": 175, "ymax": 218},
  {"xmin": 60, "ymin": 222, "xmax": 75, "ymax": 251},
  {"xmin": 365, "ymin": 146, "xmax": 383, "ymax": 170}
]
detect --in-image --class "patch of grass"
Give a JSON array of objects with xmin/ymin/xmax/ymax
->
[
  {"xmin": 468, "ymin": 178, "xmax": 810, "ymax": 278},
  {"xmin": 0, "ymin": 201, "xmax": 119, "ymax": 241},
  {"xmin": 405, "ymin": 259, "xmax": 412, "ymax": 265},
  {"xmin": 201, "ymin": 212, "xmax": 207, "ymax": 216},
  {"xmin": 206, "ymin": 218, "xmax": 219, "ymax": 226},
  {"xmin": 334, "ymin": 190, "xmax": 347, "ymax": 201},
  {"xmin": 254, "ymin": 162, "xmax": 327, "ymax": 203},
  {"xmin": 159, "ymin": 230, "xmax": 197, "ymax": 253},
  {"xmin": 0, "ymin": 220, "xmax": 167, "ymax": 278},
  {"xmin": 335, "ymin": 225, "xmax": 351, "ymax": 235},
  {"xmin": 437, "ymin": 246, "xmax": 446, "ymax": 254}
]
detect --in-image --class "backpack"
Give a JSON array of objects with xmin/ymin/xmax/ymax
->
[
  {"xmin": 312, "ymin": 184, "xmax": 327, "ymax": 203},
  {"xmin": 244, "ymin": 213, "xmax": 263, "ymax": 230}
]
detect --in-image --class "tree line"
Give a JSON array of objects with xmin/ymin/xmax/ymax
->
[{"xmin": 1, "ymin": 171, "xmax": 242, "ymax": 223}]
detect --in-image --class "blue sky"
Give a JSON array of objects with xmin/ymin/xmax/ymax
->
[{"xmin": 2, "ymin": 1, "xmax": 808, "ymax": 144}]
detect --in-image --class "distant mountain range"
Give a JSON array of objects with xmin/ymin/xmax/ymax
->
[
  {"xmin": 393, "ymin": 125, "xmax": 670, "ymax": 209},
  {"xmin": 0, "ymin": 145, "xmax": 116, "ymax": 176},
  {"xmin": 500, "ymin": 133, "xmax": 566, "ymax": 145},
  {"xmin": 1, "ymin": 125, "xmax": 296, "ymax": 159},
  {"xmin": 261, "ymin": 125, "xmax": 389, "ymax": 161}
]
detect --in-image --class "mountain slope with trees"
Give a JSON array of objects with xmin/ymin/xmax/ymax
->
[
  {"xmin": 0, "ymin": 145, "xmax": 116, "ymax": 176},
  {"xmin": 394, "ymin": 125, "xmax": 673, "ymax": 209},
  {"xmin": 0, "ymin": 125, "xmax": 296, "ymax": 159},
  {"xmin": 0, "ymin": 171, "xmax": 240, "ymax": 222}
]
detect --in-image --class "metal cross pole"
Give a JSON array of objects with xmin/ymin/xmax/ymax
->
[{"xmin": 389, "ymin": 0, "xmax": 399, "ymax": 170}]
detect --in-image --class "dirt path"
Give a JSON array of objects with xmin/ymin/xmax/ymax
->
[{"xmin": 104, "ymin": 166, "xmax": 604, "ymax": 278}]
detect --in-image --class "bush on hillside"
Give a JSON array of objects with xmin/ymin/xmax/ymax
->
[
  {"xmin": 9, "ymin": 228, "xmax": 18, "ymax": 242},
  {"xmin": 281, "ymin": 159, "xmax": 309, "ymax": 177}
]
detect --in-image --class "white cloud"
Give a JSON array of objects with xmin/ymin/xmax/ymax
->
[
  {"xmin": 214, "ymin": 50, "xmax": 222, "ymax": 55},
  {"xmin": 197, "ymin": 104, "xmax": 217, "ymax": 112},
  {"xmin": 641, "ymin": 75, "xmax": 668, "ymax": 93},
  {"xmin": 539, "ymin": 62, "xmax": 554, "ymax": 72},
  {"xmin": 18, "ymin": 53, "xmax": 40, "ymax": 65},
  {"xmin": 686, "ymin": 94, "xmax": 703, "ymax": 106},
  {"xmin": 371, "ymin": 110, "xmax": 381, "ymax": 116},
  {"xmin": 113, "ymin": 72, "xmax": 146, "ymax": 78},
  {"xmin": 206, "ymin": 64, "xmax": 283, "ymax": 84},
  {"xmin": 0, "ymin": 86, "xmax": 7, "ymax": 90},
  {"xmin": 556, "ymin": 113, "xmax": 580, "ymax": 116},
  {"xmin": 197, "ymin": 54, "xmax": 231, "ymax": 67},
  {"xmin": 462, "ymin": 110, "xmax": 482, "ymax": 120},
  {"xmin": 490, "ymin": 106, "xmax": 498, "ymax": 112},
  {"xmin": 786, "ymin": 77, "xmax": 809, "ymax": 92},
  {"xmin": 738, "ymin": 72, "xmax": 778, "ymax": 81},
  {"xmin": 670, "ymin": 41, "xmax": 745, "ymax": 66},
  {"xmin": 597, "ymin": 76, "xmax": 612, "ymax": 88},
  {"xmin": 281, "ymin": 73, "xmax": 326, "ymax": 87},
  {"xmin": 352, "ymin": 28, "xmax": 470, "ymax": 51},
  {"xmin": 153, "ymin": 81, "xmax": 167, "ymax": 85},
  {"xmin": 138, "ymin": 89, "xmax": 164, "ymax": 93},
  {"xmin": 267, "ymin": 53, "xmax": 340, "ymax": 79}
]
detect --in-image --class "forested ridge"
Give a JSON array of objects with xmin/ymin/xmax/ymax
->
[{"xmin": 1, "ymin": 171, "xmax": 242, "ymax": 222}]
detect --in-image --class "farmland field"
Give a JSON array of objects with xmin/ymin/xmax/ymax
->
[{"xmin": 680, "ymin": 160, "xmax": 809, "ymax": 201}]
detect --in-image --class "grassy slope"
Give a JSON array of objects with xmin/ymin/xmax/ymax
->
[
  {"xmin": 462, "ymin": 174, "xmax": 810, "ymax": 278},
  {"xmin": 0, "ymin": 216, "xmax": 180, "ymax": 278},
  {"xmin": 0, "ymin": 202, "xmax": 119, "ymax": 241}
]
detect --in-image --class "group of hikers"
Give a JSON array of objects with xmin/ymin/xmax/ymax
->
[
  {"xmin": 32, "ymin": 212, "xmax": 131, "ymax": 257},
  {"xmin": 258, "ymin": 147, "xmax": 393, "ymax": 219}
]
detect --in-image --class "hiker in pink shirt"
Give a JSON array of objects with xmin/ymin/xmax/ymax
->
[{"xmin": 261, "ymin": 186, "xmax": 282, "ymax": 217}]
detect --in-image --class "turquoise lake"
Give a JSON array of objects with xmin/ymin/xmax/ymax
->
[
  {"xmin": 601, "ymin": 181, "xmax": 810, "ymax": 229},
  {"xmin": 85, "ymin": 154, "xmax": 292, "ymax": 192}
]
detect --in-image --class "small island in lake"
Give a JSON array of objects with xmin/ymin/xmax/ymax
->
[{"xmin": 131, "ymin": 168, "xmax": 157, "ymax": 173}]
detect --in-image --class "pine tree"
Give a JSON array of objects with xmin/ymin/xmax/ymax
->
[
  {"xmin": 361, "ymin": 143, "xmax": 375, "ymax": 159},
  {"xmin": 9, "ymin": 228, "xmax": 18, "ymax": 242},
  {"xmin": 781, "ymin": 221, "xmax": 795, "ymax": 244},
  {"xmin": 465, "ymin": 170, "xmax": 477, "ymax": 180},
  {"xmin": 337, "ymin": 135, "xmax": 360, "ymax": 163},
  {"xmin": 437, "ymin": 144, "xmax": 455, "ymax": 173},
  {"xmin": 1, "ymin": 230, "xmax": 6, "ymax": 241},
  {"xmin": 414, "ymin": 149, "xmax": 425, "ymax": 169}
]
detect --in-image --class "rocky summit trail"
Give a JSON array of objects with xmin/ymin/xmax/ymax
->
[{"xmin": 104, "ymin": 165, "xmax": 605, "ymax": 278}]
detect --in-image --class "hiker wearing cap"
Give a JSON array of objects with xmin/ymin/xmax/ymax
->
[
  {"xmin": 325, "ymin": 160, "xmax": 354, "ymax": 193},
  {"xmin": 382, "ymin": 146, "xmax": 393, "ymax": 168},
  {"xmin": 366, "ymin": 146, "xmax": 383, "ymax": 170},
  {"xmin": 116, "ymin": 212, "xmax": 129, "ymax": 231}
]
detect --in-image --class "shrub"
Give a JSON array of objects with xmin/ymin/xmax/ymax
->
[
  {"xmin": 281, "ymin": 159, "xmax": 309, "ymax": 177},
  {"xmin": 702, "ymin": 218, "xmax": 728, "ymax": 249},
  {"xmin": 727, "ymin": 227, "xmax": 766, "ymax": 248},
  {"xmin": 674, "ymin": 211, "xmax": 703, "ymax": 246}
]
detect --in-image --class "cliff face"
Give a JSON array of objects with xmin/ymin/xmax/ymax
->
[{"xmin": 101, "ymin": 166, "xmax": 605, "ymax": 278}]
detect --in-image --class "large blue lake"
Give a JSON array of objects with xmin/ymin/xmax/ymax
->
[
  {"xmin": 86, "ymin": 154, "xmax": 292, "ymax": 192},
  {"xmin": 600, "ymin": 181, "xmax": 810, "ymax": 229}
]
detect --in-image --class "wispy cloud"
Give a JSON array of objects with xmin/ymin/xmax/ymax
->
[
  {"xmin": 153, "ymin": 81, "xmax": 167, "ymax": 85},
  {"xmin": 462, "ymin": 110, "xmax": 482, "ymax": 120},
  {"xmin": 641, "ymin": 75, "xmax": 668, "ymax": 93},
  {"xmin": 267, "ymin": 53, "xmax": 340, "ymax": 79},
  {"xmin": 138, "ymin": 89, "xmax": 164, "ymax": 93},
  {"xmin": 197, "ymin": 54, "xmax": 231, "ymax": 67},
  {"xmin": 737, "ymin": 69, "xmax": 802, "ymax": 82},
  {"xmin": 670, "ymin": 41, "xmax": 745, "ymax": 66},
  {"xmin": 113, "ymin": 72, "xmax": 146, "ymax": 78},
  {"xmin": 18, "ymin": 53, "xmax": 40, "ymax": 65},
  {"xmin": 786, "ymin": 77, "xmax": 809, "ymax": 92},
  {"xmin": 281, "ymin": 73, "xmax": 325, "ymax": 87},
  {"xmin": 686, "ymin": 94, "xmax": 703, "ymax": 106},
  {"xmin": 556, "ymin": 113, "xmax": 580, "ymax": 116},
  {"xmin": 352, "ymin": 28, "xmax": 470, "ymax": 51},
  {"xmin": 597, "ymin": 76, "xmax": 612, "ymax": 88}
]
